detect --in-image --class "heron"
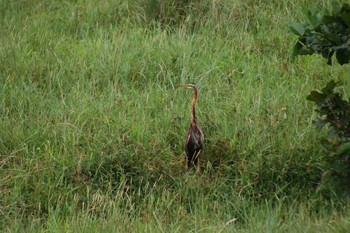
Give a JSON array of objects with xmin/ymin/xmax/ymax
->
[{"xmin": 177, "ymin": 83, "xmax": 204, "ymax": 172}]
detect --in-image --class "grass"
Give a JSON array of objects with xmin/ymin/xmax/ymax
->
[{"xmin": 1, "ymin": 0, "xmax": 350, "ymax": 232}]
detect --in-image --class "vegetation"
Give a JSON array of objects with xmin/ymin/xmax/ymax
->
[
  {"xmin": 290, "ymin": 2, "xmax": 350, "ymax": 195},
  {"xmin": 1, "ymin": 0, "xmax": 350, "ymax": 232},
  {"xmin": 289, "ymin": 3, "xmax": 350, "ymax": 65}
]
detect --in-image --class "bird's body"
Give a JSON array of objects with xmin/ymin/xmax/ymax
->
[
  {"xmin": 177, "ymin": 84, "xmax": 204, "ymax": 171},
  {"xmin": 185, "ymin": 123, "xmax": 204, "ymax": 168}
]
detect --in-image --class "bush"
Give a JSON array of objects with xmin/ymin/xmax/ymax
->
[
  {"xmin": 289, "ymin": 3, "xmax": 350, "ymax": 65},
  {"xmin": 307, "ymin": 81, "xmax": 350, "ymax": 193},
  {"xmin": 290, "ymin": 3, "xmax": 350, "ymax": 194}
]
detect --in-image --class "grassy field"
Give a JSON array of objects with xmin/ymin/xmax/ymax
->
[{"xmin": 1, "ymin": 0, "xmax": 350, "ymax": 232}]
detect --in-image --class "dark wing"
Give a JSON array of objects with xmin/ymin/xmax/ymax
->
[{"xmin": 185, "ymin": 126, "xmax": 204, "ymax": 165}]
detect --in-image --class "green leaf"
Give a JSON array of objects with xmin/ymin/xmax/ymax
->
[
  {"xmin": 327, "ymin": 127, "xmax": 337, "ymax": 139},
  {"xmin": 340, "ymin": 4, "xmax": 350, "ymax": 26},
  {"xmin": 321, "ymin": 80, "xmax": 337, "ymax": 94},
  {"xmin": 304, "ymin": 8, "xmax": 319, "ymax": 28},
  {"xmin": 288, "ymin": 22, "xmax": 305, "ymax": 36},
  {"xmin": 298, "ymin": 46, "xmax": 314, "ymax": 55},
  {"xmin": 324, "ymin": 32, "xmax": 342, "ymax": 44},
  {"xmin": 307, "ymin": 90, "xmax": 327, "ymax": 103},
  {"xmin": 336, "ymin": 142, "xmax": 350, "ymax": 156},
  {"xmin": 336, "ymin": 49, "xmax": 350, "ymax": 65},
  {"xmin": 340, "ymin": 12, "xmax": 350, "ymax": 26},
  {"xmin": 292, "ymin": 41, "xmax": 303, "ymax": 58},
  {"xmin": 314, "ymin": 118, "xmax": 326, "ymax": 128},
  {"xmin": 334, "ymin": 160, "xmax": 346, "ymax": 173},
  {"xmin": 332, "ymin": 1, "xmax": 342, "ymax": 15}
]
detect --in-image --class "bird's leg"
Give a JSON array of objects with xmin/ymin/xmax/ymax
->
[
  {"xmin": 195, "ymin": 150, "xmax": 202, "ymax": 174},
  {"xmin": 184, "ymin": 153, "xmax": 189, "ymax": 171},
  {"xmin": 196, "ymin": 159, "xmax": 200, "ymax": 174}
]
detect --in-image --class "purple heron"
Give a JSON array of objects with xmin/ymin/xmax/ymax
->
[{"xmin": 177, "ymin": 83, "xmax": 204, "ymax": 171}]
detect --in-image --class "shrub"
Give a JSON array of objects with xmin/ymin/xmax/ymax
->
[
  {"xmin": 290, "ymin": 3, "xmax": 350, "ymax": 194},
  {"xmin": 289, "ymin": 3, "xmax": 350, "ymax": 65}
]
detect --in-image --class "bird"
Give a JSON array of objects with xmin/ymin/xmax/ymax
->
[{"xmin": 177, "ymin": 83, "xmax": 204, "ymax": 172}]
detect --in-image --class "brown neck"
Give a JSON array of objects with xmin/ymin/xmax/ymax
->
[{"xmin": 190, "ymin": 86, "xmax": 198, "ymax": 129}]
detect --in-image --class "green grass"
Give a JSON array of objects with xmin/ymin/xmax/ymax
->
[{"xmin": 1, "ymin": 0, "xmax": 350, "ymax": 232}]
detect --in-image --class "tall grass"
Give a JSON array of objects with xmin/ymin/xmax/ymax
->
[{"xmin": 1, "ymin": 0, "xmax": 350, "ymax": 231}]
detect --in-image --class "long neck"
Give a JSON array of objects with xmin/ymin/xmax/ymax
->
[{"xmin": 190, "ymin": 86, "xmax": 198, "ymax": 129}]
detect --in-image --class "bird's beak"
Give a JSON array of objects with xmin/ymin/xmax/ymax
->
[{"xmin": 177, "ymin": 84, "xmax": 193, "ymax": 89}]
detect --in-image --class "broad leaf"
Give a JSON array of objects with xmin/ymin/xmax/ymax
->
[
  {"xmin": 336, "ymin": 142, "xmax": 350, "ymax": 156},
  {"xmin": 340, "ymin": 3, "xmax": 350, "ymax": 26},
  {"xmin": 332, "ymin": 1, "xmax": 342, "ymax": 15},
  {"xmin": 305, "ymin": 8, "xmax": 320, "ymax": 27},
  {"xmin": 298, "ymin": 46, "xmax": 314, "ymax": 55},
  {"xmin": 288, "ymin": 22, "xmax": 305, "ymax": 36},
  {"xmin": 292, "ymin": 41, "xmax": 304, "ymax": 58},
  {"xmin": 336, "ymin": 49, "xmax": 350, "ymax": 65},
  {"xmin": 307, "ymin": 90, "xmax": 326, "ymax": 103},
  {"xmin": 314, "ymin": 118, "xmax": 326, "ymax": 128},
  {"xmin": 321, "ymin": 80, "xmax": 337, "ymax": 94}
]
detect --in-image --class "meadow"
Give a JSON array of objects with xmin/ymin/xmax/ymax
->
[{"xmin": 1, "ymin": 0, "xmax": 350, "ymax": 232}]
